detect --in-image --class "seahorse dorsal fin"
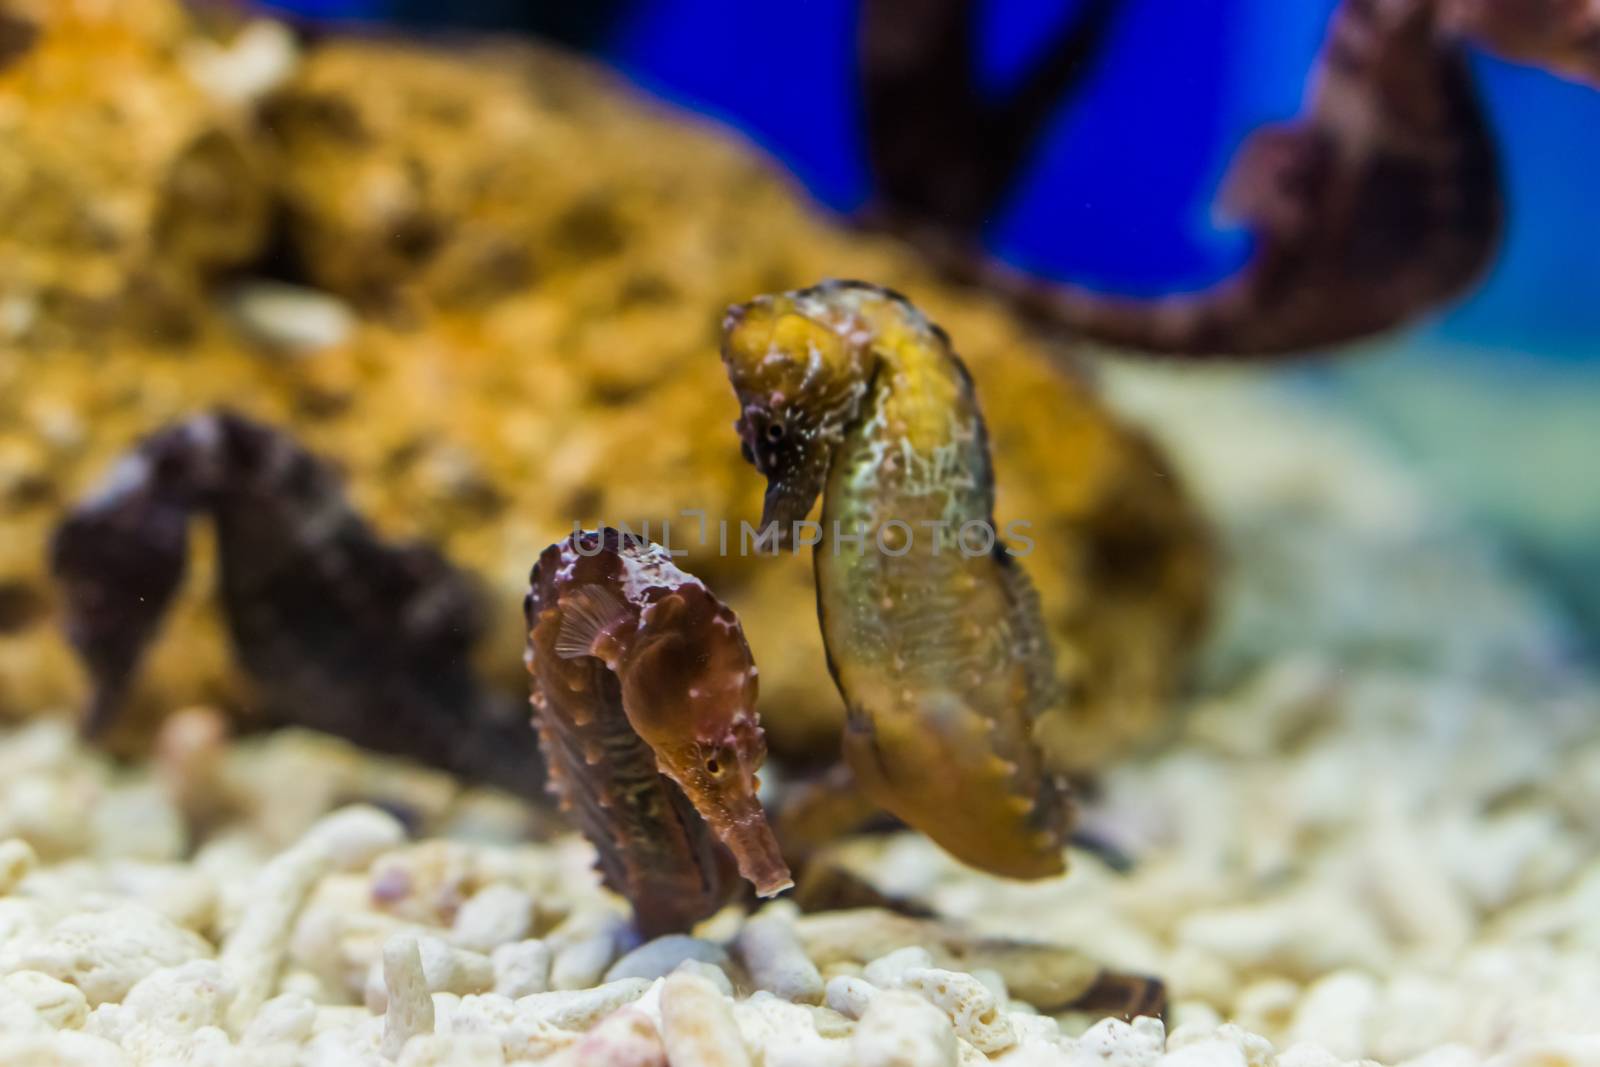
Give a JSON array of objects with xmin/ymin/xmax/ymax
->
[{"xmin": 555, "ymin": 584, "xmax": 630, "ymax": 660}]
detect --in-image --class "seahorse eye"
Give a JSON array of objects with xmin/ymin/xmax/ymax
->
[
  {"xmin": 765, "ymin": 422, "xmax": 786, "ymax": 442},
  {"xmin": 704, "ymin": 745, "xmax": 735, "ymax": 778}
]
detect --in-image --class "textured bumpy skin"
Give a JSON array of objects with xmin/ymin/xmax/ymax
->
[
  {"xmin": 525, "ymin": 530, "xmax": 791, "ymax": 934},
  {"xmin": 49, "ymin": 410, "xmax": 543, "ymax": 798},
  {"xmin": 722, "ymin": 282, "xmax": 1073, "ymax": 879}
]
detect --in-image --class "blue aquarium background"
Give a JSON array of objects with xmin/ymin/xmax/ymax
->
[{"xmin": 267, "ymin": 0, "xmax": 1600, "ymax": 360}]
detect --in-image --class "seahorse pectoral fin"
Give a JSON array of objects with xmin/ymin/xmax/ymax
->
[{"xmin": 554, "ymin": 584, "xmax": 629, "ymax": 660}]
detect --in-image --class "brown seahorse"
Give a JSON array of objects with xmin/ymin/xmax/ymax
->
[
  {"xmin": 971, "ymin": 0, "xmax": 1505, "ymax": 357},
  {"xmin": 720, "ymin": 280, "xmax": 1073, "ymax": 880},
  {"xmin": 525, "ymin": 529, "xmax": 791, "ymax": 935}
]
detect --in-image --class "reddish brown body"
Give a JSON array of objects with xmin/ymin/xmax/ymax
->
[
  {"xmin": 525, "ymin": 529, "xmax": 790, "ymax": 936},
  {"xmin": 524, "ymin": 591, "xmax": 726, "ymax": 933}
]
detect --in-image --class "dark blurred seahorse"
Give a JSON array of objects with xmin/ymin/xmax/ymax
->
[
  {"xmin": 857, "ymin": 0, "xmax": 1508, "ymax": 358},
  {"xmin": 50, "ymin": 410, "xmax": 543, "ymax": 799},
  {"xmin": 1018, "ymin": 0, "xmax": 1503, "ymax": 356},
  {"xmin": 859, "ymin": 0, "xmax": 1127, "ymax": 241},
  {"xmin": 720, "ymin": 280, "xmax": 1073, "ymax": 880},
  {"xmin": 525, "ymin": 529, "xmax": 791, "ymax": 935}
]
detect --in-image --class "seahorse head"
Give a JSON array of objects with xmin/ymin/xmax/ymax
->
[
  {"xmin": 720, "ymin": 281, "xmax": 887, "ymax": 534},
  {"xmin": 617, "ymin": 581, "xmax": 792, "ymax": 897}
]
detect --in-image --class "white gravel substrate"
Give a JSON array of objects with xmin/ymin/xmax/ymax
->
[{"xmin": 1, "ymin": 370, "xmax": 1596, "ymax": 1066}]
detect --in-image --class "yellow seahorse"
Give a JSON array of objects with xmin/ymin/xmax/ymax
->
[{"xmin": 720, "ymin": 280, "xmax": 1072, "ymax": 879}]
